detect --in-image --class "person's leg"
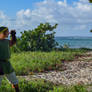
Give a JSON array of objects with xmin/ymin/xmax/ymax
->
[
  {"xmin": 5, "ymin": 72, "xmax": 19, "ymax": 92},
  {"xmin": 0, "ymin": 66, "xmax": 4, "ymax": 87},
  {"xmin": 12, "ymin": 84, "xmax": 19, "ymax": 92},
  {"xmin": 0, "ymin": 75, "xmax": 3, "ymax": 87}
]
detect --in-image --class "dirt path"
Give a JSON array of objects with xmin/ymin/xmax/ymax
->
[{"xmin": 18, "ymin": 51, "xmax": 92, "ymax": 92}]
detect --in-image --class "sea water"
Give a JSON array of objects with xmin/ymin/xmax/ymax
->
[{"xmin": 55, "ymin": 37, "xmax": 92, "ymax": 48}]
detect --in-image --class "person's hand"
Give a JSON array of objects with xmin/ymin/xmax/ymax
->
[{"xmin": 10, "ymin": 30, "xmax": 16, "ymax": 36}]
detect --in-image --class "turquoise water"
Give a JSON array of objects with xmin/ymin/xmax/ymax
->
[{"xmin": 55, "ymin": 37, "xmax": 92, "ymax": 48}]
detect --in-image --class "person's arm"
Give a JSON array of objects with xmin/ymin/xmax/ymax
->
[{"xmin": 9, "ymin": 30, "xmax": 16, "ymax": 47}]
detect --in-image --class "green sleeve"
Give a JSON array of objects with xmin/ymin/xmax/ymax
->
[{"xmin": 0, "ymin": 39, "xmax": 11, "ymax": 60}]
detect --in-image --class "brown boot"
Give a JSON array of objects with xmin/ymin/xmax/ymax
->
[{"xmin": 12, "ymin": 84, "xmax": 20, "ymax": 92}]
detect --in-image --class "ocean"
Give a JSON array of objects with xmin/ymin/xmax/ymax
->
[{"xmin": 55, "ymin": 37, "xmax": 92, "ymax": 48}]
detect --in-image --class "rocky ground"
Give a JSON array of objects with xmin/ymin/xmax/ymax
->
[{"xmin": 18, "ymin": 51, "xmax": 92, "ymax": 91}]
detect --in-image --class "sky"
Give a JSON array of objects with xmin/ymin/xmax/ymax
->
[{"xmin": 0, "ymin": 0, "xmax": 92, "ymax": 37}]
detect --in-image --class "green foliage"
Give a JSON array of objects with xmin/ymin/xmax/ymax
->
[
  {"xmin": 10, "ymin": 45, "xmax": 21, "ymax": 53},
  {"xmin": 89, "ymin": 0, "xmax": 92, "ymax": 3},
  {"xmin": 90, "ymin": 29, "xmax": 92, "ymax": 32},
  {"xmin": 74, "ymin": 85, "xmax": 87, "ymax": 92},
  {"xmin": 16, "ymin": 23, "xmax": 58, "ymax": 51},
  {"xmin": 10, "ymin": 49, "xmax": 87, "ymax": 75},
  {"xmin": 0, "ymin": 79, "xmax": 53, "ymax": 92},
  {"xmin": 0, "ymin": 79, "xmax": 88, "ymax": 92},
  {"xmin": 19, "ymin": 79, "xmax": 53, "ymax": 92},
  {"xmin": 49, "ymin": 85, "xmax": 87, "ymax": 92}
]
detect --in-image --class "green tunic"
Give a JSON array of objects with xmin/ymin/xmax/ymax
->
[{"xmin": 0, "ymin": 39, "xmax": 14, "ymax": 74}]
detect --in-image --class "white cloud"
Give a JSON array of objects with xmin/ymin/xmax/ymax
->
[
  {"xmin": 0, "ymin": 11, "xmax": 11, "ymax": 27},
  {"xmin": 17, "ymin": 9, "xmax": 31, "ymax": 18},
  {"xmin": 58, "ymin": 1, "xmax": 66, "ymax": 6},
  {"xmin": 0, "ymin": 0, "xmax": 92, "ymax": 36},
  {"xmin": 79, "ymin": 0, "xmax": 89, "ymax": 3},
  {"xmin": 0, "ymin": 11, "xmax": 6, "ymax": 19}
]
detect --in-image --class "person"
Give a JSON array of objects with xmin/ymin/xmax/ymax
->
[{"xmin": 0, "ymin": 26, "xmax": 19, "ymax": 92}]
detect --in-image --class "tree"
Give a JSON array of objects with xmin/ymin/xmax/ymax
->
[
  {"xmin": 89, "ymin": 0, "xmax": 92, "ymax": 3},
  {"xmin": 16, "ymin": 23, "xmax": 58, "ymax": 51}
]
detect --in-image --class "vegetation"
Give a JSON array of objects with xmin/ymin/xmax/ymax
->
[
  {"xmin": 13, "ymin": 23, "xmax": 58, "ymax": 52},
  {"xmin": 1, "ymin": 0, "xmax": 92, "ymax": 91},
  {"xmin": 89, "ymin": 0, "xmax": 92, "ymax": 3},
  {"xmin": 10, "ymin": 23, "xmax": 91, "ymax": 76},
  {"xmin": 5, "ymin": 13, "xmax": 92, "ymax": 91},
  {"xmin": 0, "ymin": 78, "xmax": 89, "ymax": 92},
  {"xmin": 9, "ymin": 48, "xmax": 88, "ymax": 75}
]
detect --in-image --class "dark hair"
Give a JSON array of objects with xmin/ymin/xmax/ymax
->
[
  {"xmin": 0, "ymin": 27, "xmax": 8, "ymax": 35},
  {"xmin": 3, "ymin": 30, "xmax": 8, "ymax": 35}
]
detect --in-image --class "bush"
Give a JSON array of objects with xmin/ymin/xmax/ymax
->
[{"xmin": 16, "ymin": 23, "xmax": 58, "ymax": 52}]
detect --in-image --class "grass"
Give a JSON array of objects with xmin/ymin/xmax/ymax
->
[
  {"xmin": 10, "ymin": 49, "xmax": 87, "ymax": 75},
  {"xmin": 0, "ymin": 78, "xmax": 89, "ymax": 92},
  {"xmin": 0, "ymin": 78, "xmax": 53, "ymax": 92},
  {"xmin": 0, "ymin": 48, "xmax": 91, "ymax": 92},
  {"xmin": 10, "ymin": 48, "xmax": 88, "ymax": 75}
]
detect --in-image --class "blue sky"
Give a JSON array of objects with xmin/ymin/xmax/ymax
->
[
  {"xmin": 0, "ymin": 0, "xmax": 44, "ymax": 16},
  {"xmin": 0, "ymin": 0, "xmax": 79, "ymax": 16},
  {"xmin": 0, "ymin": 0, "xmax": 92, "ymax": 37}
]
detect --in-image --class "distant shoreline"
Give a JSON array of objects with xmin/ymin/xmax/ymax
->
[
  {"xmin": 55, "ymin": 36, "xmax": 92, "ymax": 38},
  {"xmin": 55, "ymin": 36, "xmax": 92, "ymax": 49}
]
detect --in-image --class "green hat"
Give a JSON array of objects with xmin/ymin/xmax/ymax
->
[{"xmin": 0, "ymin": 27, "xmax": 8, "ymax": 33}]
